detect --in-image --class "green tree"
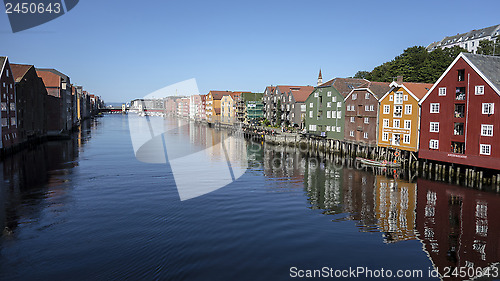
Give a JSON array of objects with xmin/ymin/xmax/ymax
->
[
  {"xmin": 476, "ymin": 37, "xmax": 500, "ymax": 56},
  {"xmin": 354, "ymin": 70, "xmax": 371, "ymax": 80}
]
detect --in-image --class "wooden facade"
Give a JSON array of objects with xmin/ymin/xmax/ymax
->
[
  {"xmin": 419, "ymin": 53, "xmax": 500, "ymax": 170},
  {"xmin": 377, "ymin": 82, "xmax": 432, "ymax": 152},
  {"xmin": 0, "ymin": 57, "xmax": 18, "ymax": 149}
]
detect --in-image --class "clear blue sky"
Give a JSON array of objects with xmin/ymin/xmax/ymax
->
[{"xmin": 1, "ymin": 0, "xmax": 499, "ymax": 103}]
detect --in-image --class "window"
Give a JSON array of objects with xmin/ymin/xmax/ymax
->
[
  {"xmin": 404, "ymin": 120, "xmax": 411, "ymax": 129},
  {"xmin": 337, "ymin": 102, "xmax": 341, "ymax": 108},
  {"xmin": 337, "ymin": 111, "xmax": 341, "ymax": 118},
  {"xmin": 350, "ymin": 117, "xmax": 355, "ymax": 123},
  {"xmin": 326, "ymin": 126, "xmax": 331, "ymax": 131},
  {"xmin": 389, "ymin": 95, "xmax": 393, "ymax": 101},
  {"xmin": 454, "ymin": 104, "xmax": 465, "ymax": 118},
  {"xmin": 454, "ymin": 123, "xmax": 464, "ymax": 135},
  {"xmin": 369, "ymin": 105, "xmax": 374, "ymax": 111},
  {"xmin": 309, "ymin": 124, "xmax": 317, "ymax": 131},
  {"xmin": 336, "ymin": 127, "xmax": 341, "ymax": 132},
  {"xmin": 480, "ymin": 144, "xmax": 491, "ymax": 155},
  {"xmin": 309, "ymin": 111, "xmax": 313, "ymax": 118},
  {"xmin": 1, "ymin": 118, "xmax": 7, "ymax": 127},
  {"xmin": 482, "ymin": 103, "xmax": 494, "ymax": 115},
  {"xmin": 349, "ymin": 131, "xmax": 354, "ymax": 137},
  {"xmin": 403, "ymin": 95, "xmax": 408, "ymax": 101},
  {"xmin": 475, "ymin": 85, "xmax": 484, "ymax": 95},
  {"xmin": 327, "ymin": 111, "xmax": 331, "ymax": 118},
  {"xmin": 481, "ymin": 124, "xmax": 493, "ymax": 136},
  {"xmin": 430, "ymin": 103, "xmax": 440, "ymax": 113},
  {"xmin": 314, "ymin": 92, "xmax": 319, "ymax": 97},
  {"xmin": 364, "ymin": 132, "xmax": 368, "ymax": 139},
  {"xmin": 327, "ymin": 102, "xmax": 331, "ymax": 108},
  {"xmin": 327, "ymin": 91, "xmax": 332, "ymax": 97},
  {"xmin": 0, "ymin": 102, "xmax": 6, "ymax": 111},
  {"xmin": 332, "ymin": 96, "xmax": 337, "ymax": 102},
  {"xmin": 331, "ymin": 110, "xmax": 336, "ymax": 118},
  {"xmin": 352, "ymin": 93, "xmax": 357, "ymax": 100},
  {"xmin": 458, "ymin": 69, "xmax": 465, "ymax": 81},
  {"xmin": 394, "ymin": 92, "xmax": 403, "ymax": 104},
  {"xmin": 364, "ymin": 117, "xmax": 369, "ymax": 124},
  {"xmin": 6, "ymin": 69, "xmax": 9, "ymax": 77},
  {"xmin": 456, "ymin": 87, "xmax": 466, "ymax": 100},
  {"xmin": 383, "ymin": 119, "xmax": 389, "ymax": 128},
  {"xmin": 405, "ymin": 105, "xmax": 412, "ymax": 115},
  {"xmin": 382, "ymin": 132, "xmax": 389, "ymax": 141},
  {"xmin": 383, "ymin": 105, "xmax": 390, "ymax": 114},
  {"xmin": 430, "ymin": 122, "xmax": 439, "ymax": 132},
  {"xmin": 438, "ymin": 87, "xmax": 446, "ymax": 96},
  {"xmin": 365, "ymin": 105, "xmax": 369, "ymax": 111},
  {"xmin": 10, "ymin": 103, "xmax": 15, "ymax": 111},
  {"xmin": 394, "ymin": 105, "xmax": 402, "ymax": 117},
  {"xmin": 10, "ymin": 117, "xmax": 16, "ymax": 126},
  {"xmin": 429, "ymin": 139, "xmax": 439, "ymax": 150},
  {"xmin": 365, "ymin": 93, "xmax": 370, "ymax": 99},
  {"xmin": 393, "ymin": 119, "xmax": 400, "ymax": 128},
  {"xmin": 403, "ymin": 134, "xmax": 410, "ymax": 144},
  {"xmin": 309, "ymin": 102, "xmax": 313, "ymax": 108}
]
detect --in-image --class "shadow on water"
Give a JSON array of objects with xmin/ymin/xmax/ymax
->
[{"xmin": 0, "ymin": 119, "xmax": 99, "ymax": 236}]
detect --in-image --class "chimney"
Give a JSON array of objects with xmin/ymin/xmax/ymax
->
[{"xmin": 396, "ymin": 76, "xmax": 403, "ymax": 84}]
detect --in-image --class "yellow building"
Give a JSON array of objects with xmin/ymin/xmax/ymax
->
[
  {"xmin": 206, "ymin": 91, "xmax": 232, "ymax": 123},
  {"xmin": 375, "ymin": 175, "xmax": 417, "ymax": 243},
  {"xmin": 220, "ymin": 92, "xmax": 243, "ymax": 125},
  {"xmin": 378, "ymin": 81, "xmax": 432, "ymax": 152}
]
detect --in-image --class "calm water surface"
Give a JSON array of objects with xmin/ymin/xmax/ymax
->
[{"xmin": 1, "ymin": 115, "xmax": 499, "ymax": 280}]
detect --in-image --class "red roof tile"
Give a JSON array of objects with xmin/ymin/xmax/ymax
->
[
  {"xmin": 10, "ymin": 63, "xmax": 32, "ymax": 82},
  {"xmin": 36, "ymin": 70, "xmax": 60, "ymax": 88},
  {"xmin": 402, "ymin": 82, "xmax": 433, "ymax": 99}
]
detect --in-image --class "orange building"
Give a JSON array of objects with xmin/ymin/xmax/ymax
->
[
  {"xmin": 378, "ymin": 80, "xmax": 432, "ymax": 152},
  {"xmin": 206, "ymin": 90, "xmax": 233, "ymax": 124}
]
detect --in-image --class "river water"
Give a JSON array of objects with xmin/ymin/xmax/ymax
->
[{"xmin": 1, "ymin": 115, "xmax": 499, "ymax": 280}]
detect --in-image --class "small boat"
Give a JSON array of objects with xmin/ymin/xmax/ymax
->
[{"xmin": 356, "ymin": 157, "xmax": 401, "ymax": 168}]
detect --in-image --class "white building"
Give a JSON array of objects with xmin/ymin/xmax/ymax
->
[{"xmin": 427, "ymin": 24, "xmax": 500, "ymax": 54}]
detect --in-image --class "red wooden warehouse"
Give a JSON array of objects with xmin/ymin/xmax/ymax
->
[{"xmin": 419, "ymin": 53, "xmax": 500, "ymax": 170}]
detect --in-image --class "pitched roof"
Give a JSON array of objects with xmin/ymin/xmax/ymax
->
[
  {"xmin": 36, "ymin": 70, "xmax": 61, "ymax": 87},
  {"xmin": 320, "ymin": 78, "xmax": 370, "ymax": 97},
  {"xmin": 402, "ymin": 82, "xmax": 433, "ymax": 99},
  {"xmin": 318, "ymin": 69, "xmax": 322, "ymax": 79},
  {"xmin": 350, "ymin": 81, "xmax": 391, "ymax": 99},
  {"xmin": 209, "ymin": 90, "xmax": 232, "ymax": 100},
  {"xmin": 36, "ymin": 68, "xmax": 70, "ymax": 83},
  {"xmin": 10, "ymin": 63, "xmax": 33, "ymax": 82},
  {"xmin": 0, "ymin": 57, "xmax": 6, "ymax": 75},
  {"xmin": 463, "ymin": 53, "xmax": 500, "ymax": 92},
  {"xmin": 289, "ymin": 86, "xmax": 314, "ymax": 102}
]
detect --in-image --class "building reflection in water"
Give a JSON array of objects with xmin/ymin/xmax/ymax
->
[
  {"xmin": 0, "ymin": 118, "xmax": 98, "ymax": 236},
  {"xmin": 416, "ymin": 178, "xmax": 500, "ymax": 280},
  {"xmin": 263, "ymin": 144, "xmax": 500, "ymax": 279}
]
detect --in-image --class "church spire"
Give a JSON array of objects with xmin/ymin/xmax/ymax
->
[{"xmin": 317, "ymin": 69, "xmax": 323, "ymax": 86}]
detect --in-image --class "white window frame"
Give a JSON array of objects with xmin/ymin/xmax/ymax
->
[
  {"xmin": 314, "ymin": 92, "xmax": 319, "ymax": 97},
  {"xmin": 369, "ymin": 105, "xmax": 374, "ymax": 111},
  {"xmin": 430, "ymin": 122, "xmax": 439, "ymax": 133},
  {"xmin": 331, "ymin": 110, "xmax": 336, "ymax": 118},
  {"xmin": 309, "ymin": 111, "xmax": 313, "ymax": 118},
  {"xmin": 382, "ymin": 132, "xmax": 389, "ymax": 141},
  {"xmin": 480, "ymin": 144, "xmax": 491, "ymax": 155},
  {"xmin": 363, "ymin": 132, "xmax": 368, "ymax": 139},
  {"xmin": 309, "ymin": 102, "xmax": 313, "ymax": 108},
  {"xmin": 349, "ymin": 130, "xmax": 354, "ymax": 137},
  {"xmin": 430, "ymin": 103, "xmax": 440, "ymax": 113},
  {"xmin": 429, "ymin": 139, "xmax": 439, "ymax": 150},
  {"xmin": 336, "ymin": 127, "xmax": 341, "ymax": 132},
  {"xmin": 394, "ymin": 92, "xmax": 403, "ymax": 104},
  {"xmin": 403, "ymin": 134, "xmax": 411, "ymax": 144},
  {"xmin": 405, "ymin": 105, "xmax": 412, "ymax": 115},
  {"xmin": 383, "ymin": 105, "xmax": 390, "ymax": 114},
  {"xmin": 389, "ymin": 95, "xmax": 393, "ymax": 101},
  {"xmin": 337, "ymin": 102, "xmax": 341, "ymax": 108},
  {"xmin": 403, "ymin": 95, "xmax": 408, "ymax": 101},
  {"xmin": 481, "ymin": 124, "xmax": 493, "ymax": 136},
  {"xmin": 365, "ymin": 93, "xmax": 370, "ymax": 99},
  {"xmin": 332, "ymin": 96, "xmax": 337, "ymax": 102},
  {"xmin": 475, "ymin": 85, "xmax": 484, "ymax": 95},
  {"xmin": 350, "ymin": 116, "xmax": 355, "ymax": 123},
  {"xmin": 327, "ymin": 102, "xmax": 331, "ymax": 108},
  {"xmin": 337, "ymin": 111, "xmax": 341, "ymax": 118},
  {"xmin": 383, "ymin": 119, "xmax": 389, "ymax": 128},
  {"xmin": 365, "ymin": 105, "xmax": 369, "ymax": 111},
  {"xmin": 393, "ymin": 119, "xmax": 400, "ymax": 128},
  {"xmin": 352, "ymin": 93, "xmax": 357, "ymax": 100},
  {"xmin": 404, "ymin": 120, "xmax": 411, "ymax": 129},
  {"xmin": 438, "ymin": 87, "xmax": 447, "ymax": 96},
  {"xmin": 327, "ymin": 91, "xmax": 332, "ymax": 97},
  {"xmin": 482, "ymin": 103, "xmax": 494, "ymax": 115},
  {"xmin": 326, "ymin": 111, "xmax": 331, "ymax": 119},
  {"xmin": 394, "ymin": 105, "xmax": 403, "ymax": 117},
  {"xmin": 364, "ymin": 117, "xmax": 369, "ymax": 124}
]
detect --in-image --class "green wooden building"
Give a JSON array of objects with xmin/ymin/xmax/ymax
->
[{"xmin": 304, "ymin": 84, "xmax": 345, "ymax": 139}]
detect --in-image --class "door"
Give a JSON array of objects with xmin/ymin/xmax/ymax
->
[{"xmin": 392, "ymin": 133, "xmax": 400, "ymax": 146}]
